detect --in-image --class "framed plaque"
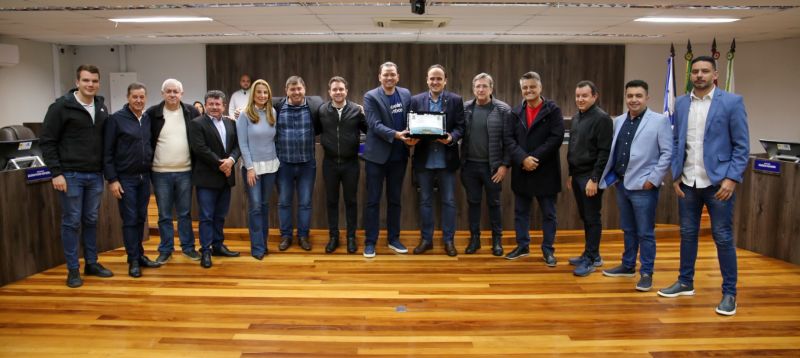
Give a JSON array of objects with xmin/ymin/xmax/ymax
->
[{"xmin": 407, "ymin": 111, "xmax": 447, "ymax": 138}]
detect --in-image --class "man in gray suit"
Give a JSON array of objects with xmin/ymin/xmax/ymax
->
[
  {"xmin": 362, "ymin": 61, "xmax": 418, "ymax": 258},
  {"xmin": 599, "ymin": 80, "xmax": 672, "ymax": 292}
]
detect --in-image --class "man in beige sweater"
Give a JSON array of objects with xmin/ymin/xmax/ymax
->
[{"xmin": 145, "ymin": 79, "xmax": 200, "ymax": 263}]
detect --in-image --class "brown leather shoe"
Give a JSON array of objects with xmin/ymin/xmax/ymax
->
[
  {"xmin": 445, "ymin": 241, "xmax": 457, "ymax": 257},
  {"xmin": 279, "ymin": 236, "xmax": 292, "ymax": 251},
  {"xmin": 413, "ymin": 240, "xmax": 433, "ymax": 255}
]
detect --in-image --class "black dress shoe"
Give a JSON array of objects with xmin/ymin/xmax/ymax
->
[
  {"xmin": 66, "ymin": 268, "xmax": 83, "ymax": 288},
  {"xmin": 299, "ymin": 236, "xmax": 312, "ymax": 251},
  {"xmin": 465, "ymin": 235, "xmax": 481, "ymax": 254},
  {"xmin": 413, "ymin": 240, "xmax": 433, "ymax": 255},
  {"xmin": 491, "ymin": 237, "xmax": 504, "ymax": 257},
  {"xmin": 505, "ymin": 245, "xmax": 530, "ymax": 260},
  {"xmin": 252, "ymin": 253, "xmax": 264, "ymax": 261},
  {"xmin": 138, "ymin": 255, "xmax": 162, "ymax": 268},
  {"xmin": 279, "ymin": 236, "xmax": 292, "ymax": 251},
  {"xmin": 444, "ymin": 241, "xmax": 457, "ymax": 257},
  {"xmin": 201, "ymin": 251, "xmax": 212, "ymax": 268},
  {"xmin": 346, "ymin": 236, "xmax": 357, "ymax": 254},
  {"xmin": 325, "ymin": 237, "xmax": 339, "ymax": 253},
  {"xmin": 128, "ymin": 261, "xmax": 142, "ymax": 278},
  {"xmin": 84, "ymin": 262, "xmax": 114, "ymax": 277},
  {"xmin": 212, "ymin": 244, "xmax": 240, "ymax": 257}
]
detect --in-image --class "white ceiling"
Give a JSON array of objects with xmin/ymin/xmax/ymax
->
[{"xmin": 1, "ymin": 1, "xmax": 799, "ymax": 45}]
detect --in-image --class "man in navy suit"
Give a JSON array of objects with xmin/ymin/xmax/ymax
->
[
  {"xmin": 599, "ymin": 80, "xmax": 672, "ymax": 292},
  {"xmin": 189, "ymin": 90, "xmax": 241, "ymax": 268},
  {"xmin": 408, "ymin": 64, "xmax": 465, "ymax": 257},
  {"xmin": 362, "ymin": 62, "xmax": 419, "ymax": 258},
  {"xmin": 657, "ymin": 56, "xmax": 750, "ymax": 316}
]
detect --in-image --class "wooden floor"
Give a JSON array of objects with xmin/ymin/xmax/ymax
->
[{"xmin": 1, "ymin": 229, "xmax": 800, "ymax": 357}]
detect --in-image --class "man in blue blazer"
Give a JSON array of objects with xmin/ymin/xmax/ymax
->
[
  {"xmin": 362, "ymin": 61, "xmax": 419, "ymax": 258},
  {"xmin": 657, "ymin": 56, "xmax": 750, "ymax": 316},
  {"xmin": 599, "ymin": 80, "xmax": 672, "ymax": 292},
  {"xmin": 408, "ymin": 64, "xmax": 465, "ymax": 257}
]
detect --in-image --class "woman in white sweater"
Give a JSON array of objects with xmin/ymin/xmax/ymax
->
[{"xmin": 236, "ymin": 79, "xmax": 279, "ymax": 260}]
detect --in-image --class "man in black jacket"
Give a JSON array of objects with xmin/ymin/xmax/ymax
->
[
  {"xmin": 567, "ymin": 80, "xmax": 613, "ymax": 277},
  {"xmin": 189, "ymin": 90, "xmax": 241, "ymax": 268},
  {"xmin": 40, "ymin": 64, "xmax": 114, "ymax": 287},
  {"xmin": 461, "ymin": 73, "xmax": 512, "ymax": 256},
  {"xmin": 103, "ymin": 82, "xmax": 162, "ymax": 278},
  {"xmin": 505, "ymin": 72, "xmax": 565, "ymax": 265},
  {"xmin": 409, "ymin": 64, "xmax": 465, "ymax": 257},
  {"xmin": 145, "ymin": 79, "xmax": 201, "ymax": 264},
  {"xmin": 318, "ymin": 76, "xmax": 367, "ymax": 254}
]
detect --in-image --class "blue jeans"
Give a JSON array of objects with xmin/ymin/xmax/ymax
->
[
  {"xmin": 615, "ymin": 179, "xmax": 659, "ymax": 274},
  {"xmin": 364, "ymin": 158, "xmax": 407, "ymax": 246},
  {"xmin": 276, "ymin": 161, "xmax": 316, "ymax": 238},
  {"xmin": 59, "ymin": 171, "xmax": 104, "ymax": 270},
  {"xmin": 151, "ymin": 171, "xmax": 195, "ymax": 254},
  {"xmin": 196, "ymin": 186, "xmax": 231, "ymax": 253},
  {"xmin": 244, "ymin": 167, "xmax": 276, "ymax": 256},
  {"xmin": 572, "ymin": 175, "xmax": 604, "ymax": 261},
  {"xmin": 514, "ymin": 193, "xmax": 557, "ymax": 255},
  {"xmin": 678, "ymin": 183, "xmax": 738, "ymax": 296},
  {"xmin": 460, "ymin": 161, "xmax": 502, "ymax": 239},
  {"xmin": 117, "ymin": 174, "xmax": 151, "ymax": 263},
  {"xmin": 417, "ymin": 167, "xmax": 456, "ymax": 243}
]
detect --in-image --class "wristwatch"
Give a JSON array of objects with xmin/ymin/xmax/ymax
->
[{"xmin": 590, "ymin": 176, "xmax": 598, "ymax": 183}]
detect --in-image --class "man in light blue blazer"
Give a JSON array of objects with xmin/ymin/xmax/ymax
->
[
  {"xmin": 362, "ymin": 61, "xmax": 419, "ymax": 258},
  {"xmin": 599, "ymin": 80, "xmax": 672, "ymax": 292},
  {"xmin": 657, "ymin": 56, "xmax": 750, "ymax": 316}
]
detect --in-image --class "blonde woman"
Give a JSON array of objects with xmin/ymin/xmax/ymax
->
[{"xmin": 236, "ymin": 79, "xmax": 279, "ymax": 260}]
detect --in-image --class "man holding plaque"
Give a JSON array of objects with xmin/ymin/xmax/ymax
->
[
  {"xmin": 408, "ymin": 64, "xmax": 465, "ymax": 256},
  {"xmin": 362, "ymin": 62, "xmax": 418, "ymax": 258}
]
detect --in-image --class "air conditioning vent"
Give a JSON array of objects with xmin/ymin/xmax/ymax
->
[{"xmin": 374, "ymin": 17, "xmax": 450, "ymax": 29}]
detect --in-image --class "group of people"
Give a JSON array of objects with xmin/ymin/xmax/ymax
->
[{"xmin": 40, "ymin": 56, "xmax": 748, "ymax": 316}]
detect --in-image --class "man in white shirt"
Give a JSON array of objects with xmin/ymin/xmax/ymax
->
[
  {"xmin": 145, "ymin": 79, "xmax": 200, "ymax": 263},
  {"xmin": 657, "ymin": 56, "xmax": 750, "ymax": 316},
  {"xmin": 228, "ymin": 74, "xmax": 251, "ymax": 118}
]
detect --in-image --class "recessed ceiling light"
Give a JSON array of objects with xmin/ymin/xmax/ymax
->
[
  {"xmin": 109, "ymin": 17, "xmax": 213, "ymax": 23},
  {"xmin": 635, "ymin": 17, "xmax": 739, "ymax": 23}
]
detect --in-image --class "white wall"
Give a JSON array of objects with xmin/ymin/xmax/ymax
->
[
  {"xmin": 0, "ymin": 36, "xmax": 56, "ymax": 128},
  {"xmin": 63, "ymin": 44, "xmax": 207, "ymax": 112},
  {"xmin": 625, "ymin": 37, "xmax": 800, "ymax": 153}
]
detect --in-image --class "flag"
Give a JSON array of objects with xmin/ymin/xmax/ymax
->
[
  {"xmin": 725, "ymin": 39, "xmax": 736, "ymax": 93},
  {"xmin": 711, "ymin": 38, "xmax": 720, "ymax": 86},
  {"xmin": 684, "ymin": 40, "xmax": 694, "ymax": 94},
  {"xmin": 663, "ymin": 44, "xmax": 677, "ymax": 124}
]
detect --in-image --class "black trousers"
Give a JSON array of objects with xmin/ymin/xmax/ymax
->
[
  {"xmin": 571, "ymin": 175, "xmax": 604, "ymax": 260},
  {"xmin": 323, "ymin": 157, "xmax": 360, "ymax": 238}
]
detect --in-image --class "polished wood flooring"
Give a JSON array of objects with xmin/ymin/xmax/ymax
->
[{"xmin": 2, "ymin": 225, "xmax": 800, "ymax": 357}]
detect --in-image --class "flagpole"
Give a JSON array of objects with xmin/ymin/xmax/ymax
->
[
  {"xmin": 663, "ymin": 44, "xmax": 676, "ymax": 124},
  {"xmin": 725, "ymin": 39, "xmax": 736, "ymax": 93},
  {"xmin": 684, "ymin": 40, "xmax": 694, "ymax": 94}
]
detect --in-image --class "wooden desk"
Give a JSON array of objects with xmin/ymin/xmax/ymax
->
[
  {"xmin": 0, "ymin": 170, "xmax": 125, "ymax": 286},
  {"xmin": 735, "ymin": 157, "xmax": 800, "ymax": 264}
]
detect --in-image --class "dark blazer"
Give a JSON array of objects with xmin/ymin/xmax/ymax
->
[
  {"xmin": 145, "ymin": 100, "xmax": 199, "ymax": 151},
  {"xmin": 462, "ymin": 97, "xmax": 513, "ymax": 172},
  {"xmin": 671, "ymin": 88, "xmax": 750, "ymax": 184},
  {"xmin": 188, "ymin": 114, "xmax": 240, "ymax": 188},
  {"xmin": 409, "ymin": 90, "xmax": 465, "ymax": 170},
  {"xmin": 362, "ymin": 86, "xmax": 413, "ymax": 164},
  {"xmin": 506, "ymin": 98, "xmax": 565, "ymax": 196}
]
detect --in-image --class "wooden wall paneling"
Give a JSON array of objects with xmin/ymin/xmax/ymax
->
[{"xmin": 207, "ymin": 43, "xmax": 625, "ymax": 116}]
